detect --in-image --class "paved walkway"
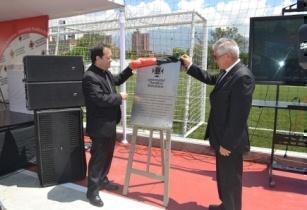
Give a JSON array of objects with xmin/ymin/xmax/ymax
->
[
  {"xmin": 0, "ymin": 143, "xmax": 306, "ymax": 210},
  {"xmin": 0, "ymin": 170, "xmax": 163, "ymax": 210}
]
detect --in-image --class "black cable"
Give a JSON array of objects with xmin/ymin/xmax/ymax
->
[
  {"xmin": 284, "ymin": 108, "xmax": 291, "ymax": 158},
  {"xmin": 284, "ymin": 96, "xmax": 301, "ymax": 158},
  {"xmin": 249, "ymin": 85, "xmax": 270, "ymax": 143}
]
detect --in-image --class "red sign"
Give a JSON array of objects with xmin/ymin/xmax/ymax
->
[{"xmin": 0, "ymin": 15, "xmax": 48, "ymax": 57}]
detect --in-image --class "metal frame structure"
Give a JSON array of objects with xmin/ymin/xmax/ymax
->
[{"xmin": 48, "ymin": 11, "xmax": 207, "ymax": 138}]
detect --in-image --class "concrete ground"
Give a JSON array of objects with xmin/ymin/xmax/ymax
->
[{"xmin": 0, "ymin": 170, "xmax": 163, "ymax": 210}]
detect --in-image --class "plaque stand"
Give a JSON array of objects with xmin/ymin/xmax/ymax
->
[
  {"xmin": 0, "ymin": 86, "xmax": 7, "ymax": 110},
  {"xmin": 123, "ymin": 125, "xmax": 171, "ymax": 206}
]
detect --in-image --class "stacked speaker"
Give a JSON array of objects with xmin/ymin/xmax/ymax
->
[{"xmin": 23, "ymin": 55, "xmax": 86, "ymax": 186}]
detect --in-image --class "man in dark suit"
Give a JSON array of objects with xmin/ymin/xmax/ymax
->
[
  {"xmin": 82, "ymin": 45, "xmax": 134, "ymax": 207},
  {"xmin": 181, "ymin": 38, "xmax": 255, "ymax": 210}
]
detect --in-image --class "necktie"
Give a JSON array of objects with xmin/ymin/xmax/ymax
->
[
  {"xmin": 216, "ymin": 69, "xmax": 226, "ymax": 84},
  {"xmin": 105, "ymin": 74, "xmax": 113, "ymax": 93}
]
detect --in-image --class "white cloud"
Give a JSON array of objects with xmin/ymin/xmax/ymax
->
[
  {"xmin": 49, "ymin": 0, "xmax": 298, "ymax": 35},
  {"xmin": 177, "ymin": 0, "xmax": 205, "ymax": 12},
  {"xmin": 206, "ymin": 0, "xmax": 267, "ymax": 25},
  {"xmin": 176, "ymin": 0, "xmax": 271, "ymax": 36},
  {"xmin": 125, "ymin": 0, "xmax": 172, "ymax": 18},
  {"xmin": 50, "ymin": 10, "xmax": 118, "ymax": 26}
]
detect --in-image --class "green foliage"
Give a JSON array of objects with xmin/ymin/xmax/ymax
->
[
  {"xmin": 172, "ymin": 48, "xmax": 188, "ymax": 57},
  {"xmin": 127, "ymin": 50, "xmax": 138, "ymax": 59},
  {"xmin": 78, "ymin": 33, "xmax": 108, "ymax": 48},
  {"xmin": 65, "ymin": 46, "xmax": 89, "ymax": 61},
  {"xmin": 188, "ymin": 84, "xmax": 307, "ymax": 152},
  {"xmin": 63, "ymin": 33, "xmax": 110, "ymax": 62},
  {"xmin": 209, "ymin": 27, "xmax": 248, "ymax": 51},
  {"xmin": 207, "ymin": 27, "xmax": 249, "ymax": 70}
]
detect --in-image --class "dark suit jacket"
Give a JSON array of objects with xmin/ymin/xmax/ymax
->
[
  {"xmin": 82, "ymin": 64, "xmax": 133, "ymax": 139},
  {"xmin": 187, "ymin": 62, "xmax": 255, "ymax": 153}
]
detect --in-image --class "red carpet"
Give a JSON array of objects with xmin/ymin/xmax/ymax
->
[{"xmin": 79, "ymin": 137, "xmax": 307, "ymax": 210}]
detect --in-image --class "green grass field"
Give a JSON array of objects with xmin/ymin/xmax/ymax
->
[
  {"xmin": 189, "ymin": 84, "xmax": 307, "ymax": 152},
  {"xmin": 125, "ymin": 75, "xmax": 307, "ymax": 152}
]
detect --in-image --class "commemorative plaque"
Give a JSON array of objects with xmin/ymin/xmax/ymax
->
[{"xmin": 130, "ymin": 62, "xmax": 180, "ymax": 129}]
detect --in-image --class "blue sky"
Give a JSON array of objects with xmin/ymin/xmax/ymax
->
[
  {"xmin": 125, "ymin": 0, "xmax": 296, "ymax": 12},
  {"xmin": 123, "ymin": 0, "xmax": 299, "ymax": 25},
  {"xmin": 50, "ymin": 0, "xmax": 302, "ymax": 43},
  {"xmin": 49, "ymin": 0, "xmax": 305, "ymax": 54},
  {"xmin": 121, "ymin": 0, "xmax": 299, "ymax": 35},
  {"xmin": 51, "ymin": 0, "xmax": 299, "ymax": 27}
]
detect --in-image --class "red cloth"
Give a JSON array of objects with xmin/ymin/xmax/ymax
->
[{"xmin": 130, "ymin": 57, "xmax": 157, "ymax": 69}]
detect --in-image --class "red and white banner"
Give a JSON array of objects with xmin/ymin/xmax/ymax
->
[{"xmin": 0, "ymin": 15, "xmax": 48, "ymax": 112}]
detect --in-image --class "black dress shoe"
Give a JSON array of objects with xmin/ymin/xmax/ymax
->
[
  {"xmin": 100, "ymin": 177, "xmax": 119, "ymax": 191},
  {"xmin": 102, "ymin": 181, "xmax": 119, "ymax": 191},
  {"xmin": 208, "ymin": 204, "xmax": 224, "ymax": 210},
  {"xmin": 87, "ymin": 194, "xmax": 104, "ymax": 207}
]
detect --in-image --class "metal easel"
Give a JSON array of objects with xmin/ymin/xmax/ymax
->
[
  {"xmin": 0, "ymin": 86, "xmax": 7, "ymax": 110},
  {"xmin": 123, "ymin": 126, "xmax": 172, "ymax": 206}
]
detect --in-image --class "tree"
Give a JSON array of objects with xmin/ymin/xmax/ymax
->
[
  {"xmin": 172, "ymin": 47, "xmax": 188, "ymax": 58},
  {"xmin": 172, "ymin": 41, "xmax": 202, "ymax": 66},
  {"xmin": 63, "ymin": 33, "xmax": 112, "ymax": 63},
  {"xmin": 208, "ymin": 27, "xmax": 248, "ymax": 72}
]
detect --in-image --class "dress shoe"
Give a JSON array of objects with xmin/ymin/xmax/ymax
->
[
  {"xmin": 102, "ymin": 181, "xmax": 119, "ymax": 191},
  {"xmin": 100, "ymin": 177, "xmax": 119, "ymax": 191},
  {"xmin": 208, "ymin": 204, "xmax": 224, "ymax": 210},
  {"xmin": 87, "ymin": 194, "xmax": 104, "ymax": 207}
]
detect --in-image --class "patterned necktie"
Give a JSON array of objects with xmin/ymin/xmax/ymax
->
[{"xmin": 216, "ymin": 69, "xmax": 226, "ymax": 84}]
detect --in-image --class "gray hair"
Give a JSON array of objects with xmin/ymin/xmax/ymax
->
[{"xmin": 212, "ymin": 38, "xmax": 240, "ymax": 59}]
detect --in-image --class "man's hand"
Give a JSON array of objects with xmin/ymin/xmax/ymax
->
[
  {"xmin": 180, "ymin": 54, "xmax": 192, "ymax": 70},
  {"xmin": 120, "ymin": 92, "xmax": 128, "ymax": 100},
  {"xmin": 219, "ymin": 146, "xmax": 231, "ymax": 156}
]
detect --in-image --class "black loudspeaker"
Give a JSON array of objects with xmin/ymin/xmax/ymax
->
[
  {"xmin": 0, "ymin": 125, "xmax": 35, "ymax": 176},
  {"xmin": 297, "ymin": 0, "xmax": 307, "ymax": 10},
  {"xmin": 25, "ymin": 81, "xmax": 84, "ymax": 110},
  {"xmin": 23, "ymin": 56, "xmax": 84, "ymax": 82},
  {"xmin": 35, "ymin": 108, "xmax": 86, "ymax": 187}
]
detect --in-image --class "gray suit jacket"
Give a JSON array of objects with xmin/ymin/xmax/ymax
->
[{"xmin": 187, "ymin": 62, "xmax": 255, "ymax": 153}]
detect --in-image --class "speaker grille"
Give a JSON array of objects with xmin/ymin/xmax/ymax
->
[
  {"xmin": 0, "ymin": 126, "xmax": 35, "ymax": 176},
  {"xmin": 35, "ymin": 108, "xmax": 86, "ymax": 186}
]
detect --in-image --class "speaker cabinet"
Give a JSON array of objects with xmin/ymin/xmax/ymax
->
[
  {"xmin": 0, "ymin": 125, "xmax": 35, "ymax": 176},
  {"xmin": 35, "ymin": 108, "xmax": 86, "ymax": 186},
  {"xmin": 23, "ymin": 55, "xmax": 84, "ymax": 82},
  {"xmin": 25, "ymin": 81, "xmax": 84, "ymax": 110}
]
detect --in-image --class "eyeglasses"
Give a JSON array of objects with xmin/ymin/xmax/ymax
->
[{"xmin": 213, "ymin": 53, "xmax": 226, "ymax": 60}]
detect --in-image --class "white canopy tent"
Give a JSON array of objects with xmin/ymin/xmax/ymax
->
[{"xmin": 0, "ymin": 0, "xmax": 124, "ymax": 21}]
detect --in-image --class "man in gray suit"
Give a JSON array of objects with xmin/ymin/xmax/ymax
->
[{"xmin": 181, "ymin": 38, "xmax": 255, "ymax": 210}]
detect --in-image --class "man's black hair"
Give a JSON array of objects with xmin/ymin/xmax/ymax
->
[{"xmin": 90, "ymin": 44, "xmax": 110, "ymax": 64}]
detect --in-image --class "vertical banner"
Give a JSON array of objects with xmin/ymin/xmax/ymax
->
[
  {"xmin": 0, "ymin": 15, "xmax": 48, "ymax": 113},
  {"xmin": 131, "ymin": 62, "xmax": 180, "ymax": 129}
]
